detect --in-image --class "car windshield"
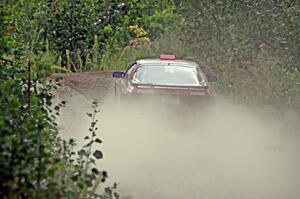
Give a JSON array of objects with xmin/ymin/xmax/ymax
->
[{"xmin": 131, "ymin": 64, "xmax": 203, "ymax": 86}]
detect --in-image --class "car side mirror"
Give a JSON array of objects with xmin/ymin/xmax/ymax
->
[
  {"xmin": 207, "ymin": 75, "xmax": 217, "ymax": 82},
  {"xmin": 112, "ymin": 71, "xmax": 125, "ymax": 78}
]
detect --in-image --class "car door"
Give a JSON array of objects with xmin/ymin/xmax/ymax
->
[{"xmin": 115, "ymin": 62, "xmax": 137, "ymax": 98}]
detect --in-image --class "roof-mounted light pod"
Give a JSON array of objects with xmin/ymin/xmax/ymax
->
[{"xmin": 160, "ymin": 54, "xmax": 176, "ymax": 60}]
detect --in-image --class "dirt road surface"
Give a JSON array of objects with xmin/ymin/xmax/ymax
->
[{"xmin": 56, "ymin": 71, "xmax": 300, "ymax": 199}]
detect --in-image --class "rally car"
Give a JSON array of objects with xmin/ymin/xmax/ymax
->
[{"xmin": 112, "ymin": 55, "xmax": 217, "ymax": 106}]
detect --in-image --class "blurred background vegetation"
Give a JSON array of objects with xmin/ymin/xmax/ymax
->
[
  {"xmin": 0, "ymin": 0, "xmax": 300, "ymax": 198},
  {"xmin": 2, "ymin": 0, "xmax": 299, "ymax": 106}
]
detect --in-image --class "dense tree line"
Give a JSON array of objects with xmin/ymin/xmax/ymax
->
[
  {"xmin": 175, "ymin": 0, "xmax": 300, "ymax": 106},
  {"xmin": 177, "ymin": 0, "xmax": 300, "ymax": 69},
  {"xmin": 2, "ymin": 0, "xmax": 179, "ymax": 71}
]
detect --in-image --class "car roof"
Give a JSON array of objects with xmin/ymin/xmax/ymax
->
[{"xmin": 137, "ymin": 59, "xmax": 199, "ymax": 67}]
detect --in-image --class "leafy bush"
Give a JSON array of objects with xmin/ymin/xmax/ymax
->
[
  {"xmin": 0, "ymin": 7, "xmax": 117, "ymax": 197},
  {"xmin": 0, "ymin": 59, "xmax": 116, "ymax": 198}
]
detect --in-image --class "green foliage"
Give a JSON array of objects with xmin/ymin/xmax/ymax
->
[
  {"xmin": 0, "ymin": 58, "xmax": 115, "ymax": 197},
  {"xmin": 0, "ymin": 37, "xmax": 60, "ymax": 197},
  {"xmin": 0, "ymin": 6, "xmax": 116, "ymax": 197},
  {"xmin": 51, "ymin": 101, "xmax": 117, "ymax": 199},
  {"xmin": 11, "ymin": 0, "xmax": 181, "ymax": 71},
  {"xmin": 171, "ymin": 0, "xmax": 300, "ymax": 107},
  {"xmin": 176, "ymin": 0, "xmax": 300, "ymax": 69}
]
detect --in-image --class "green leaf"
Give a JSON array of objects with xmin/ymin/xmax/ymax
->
[
  {"xmin": 93, "ymin": 150, "xmax": 103, "ymax": 159},
  {"xmin": 94, "ymin": 138, "xmax": 102, "ymax": 143},
  {"xmin": 86, "ymin": 113, "xmax": 92, "ymax": 117},
  {"xmin": 91, "ymin": 167, "xmax": 99, "ymax": 175}
]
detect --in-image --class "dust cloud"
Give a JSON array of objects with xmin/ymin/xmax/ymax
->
[{"xmin": 58, "ymin": 89, "xmax": 300, "ymax": 199}]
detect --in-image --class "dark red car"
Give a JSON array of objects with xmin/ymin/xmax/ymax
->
[{"xmin": 112, "ymin": 55, "xmax": 217, "ymax": 107}]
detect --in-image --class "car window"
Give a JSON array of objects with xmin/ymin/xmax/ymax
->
[
  {"xmin": 131, "ymin": 64, "xmax": 204, "ymax": 86},
  {"xmin": 125, "ymin": 63, "xmax": 136, "ymax": 77}
]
